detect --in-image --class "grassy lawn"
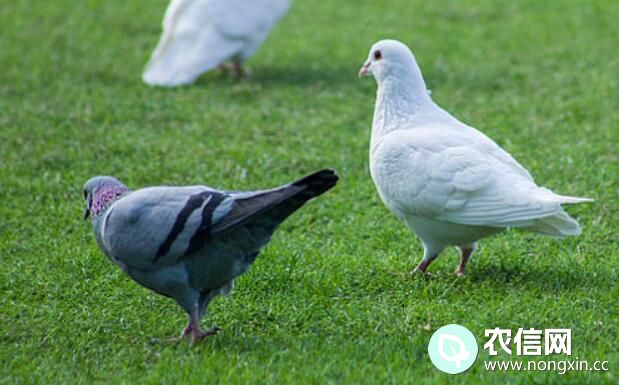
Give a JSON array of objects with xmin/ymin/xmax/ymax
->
[{"xmin": 1, "ymin": 0, "xmax": 617, "ymax": 384}]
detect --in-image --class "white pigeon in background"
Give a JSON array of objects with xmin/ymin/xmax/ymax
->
[
  {"xmin": 359, "ymin": 39, "xmax": 592, "ymax": 276},
  {"xmin": 143, "ymin": 0, "xmax": 291, "ymax": 86}
]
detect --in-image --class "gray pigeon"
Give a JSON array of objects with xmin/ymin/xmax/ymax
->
[{"xmin": 83, "ymin": 169, "xmax": 338, "ymax": 342}]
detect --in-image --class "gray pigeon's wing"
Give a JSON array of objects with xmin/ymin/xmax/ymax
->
[
  {"xmin": 100, "ymin": 170, "xmax": 337, "ymax": 271},
  {"xmin": 206, "ymin": 169, "xmax": 338, "ymax": 249},
  {"xmin": 99, "ymin": 186, "xmax": 233, "ymax": 271}
]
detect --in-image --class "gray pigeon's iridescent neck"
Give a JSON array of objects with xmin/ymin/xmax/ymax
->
[{"xmin": 91, "ymin": 185, "xmax": 129, "ymax": 219}]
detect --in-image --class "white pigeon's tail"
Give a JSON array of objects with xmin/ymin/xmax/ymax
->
[
  {"xmin": 549, "ymin": 194, "xmax": 594, "ymax": 204},
  {"xmin": 524, "ymin": 192, "xmax": 592, "ymax": 237},
  {"xmin": 534, "ymin": 188, "xmax": 594, "ymax": 205},
  {"xmin": 526, "ymin": 211, "xmax": 582, "ymax": 237}
]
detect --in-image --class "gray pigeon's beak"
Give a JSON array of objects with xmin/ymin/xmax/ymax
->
[
  {"xmin": 358, "ymin": 61, "xmax": 371, "ymax": 78},
  {"xmin": 84, "ymin": 194, "xmax": 91, "ymax": 220}
]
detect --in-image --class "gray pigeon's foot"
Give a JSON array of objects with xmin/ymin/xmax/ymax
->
[
  {"xmin": 190, "ymin": 327, "xmax": 221, "ymax": 344},
  {"xmin": 182, "ymin": 310, "xmax": 222, "ymax": 343},
  {"xmin": 182, "ymin": 322, "xmax": 221, "ymax": 343},
  {"xmin": 182, "ymin": 323, "xmax": 193, "ymax": 338}
]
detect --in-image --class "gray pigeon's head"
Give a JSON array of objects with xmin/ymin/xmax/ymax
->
[
  {"xmin": 82, "ymin": 176, "xmax": 129, "ymax": 220},
  {"xmin": 359, "ymin": 39, "xmax": 421, "ymax": 83}
]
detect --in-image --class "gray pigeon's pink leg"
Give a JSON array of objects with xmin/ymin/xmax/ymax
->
[
  {"xmin": 455, "ymin": 244, "xmax": 476, "ymax": 276},
  {"xmin": 183, "ymin": 309, "xmax": 221, "ymax": 343},
  {"xmin": 182, "ymin": 322, "xmax": 193, "ymax": 338}
]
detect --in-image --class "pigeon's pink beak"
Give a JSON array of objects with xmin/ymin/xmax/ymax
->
[{"xmin": 358, "ymin": 61, "xmax": 371, "ymax": 78}]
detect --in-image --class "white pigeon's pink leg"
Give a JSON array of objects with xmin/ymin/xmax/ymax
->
[
  {"xmin": 218, "ymin": 60, "xmax": 250, "ymax": 77},
  {"xmin": 455, "ymin": 244, "xmax": 476, "ymax": 276},
  {"xmin": 232, "ymin": 59, "xmax": 252, "ymax": 77},
  {"xmin": 412, "ymin": 258, "xmax": 433, "ymax": 274},
  {"xmin": 218, "ymin": 63, "xmax": 235, "ymax": 72},
  {"xmin": 411, "ymin": 245, "xmax": 443, "ymax": 275}
]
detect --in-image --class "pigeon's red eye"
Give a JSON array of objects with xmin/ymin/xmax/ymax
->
[{"xmin": 374, "ymin": 50, "xmax": 382, "ymax": 60}]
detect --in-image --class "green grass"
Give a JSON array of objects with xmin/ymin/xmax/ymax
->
[{"xmin": 1, "ymin": 0, "xmax": 617, "ymax": 384}]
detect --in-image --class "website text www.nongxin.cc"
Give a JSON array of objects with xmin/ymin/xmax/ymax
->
[{"xmin": 484, "ymin": 358, "xmax": 610, "ymax": 375}]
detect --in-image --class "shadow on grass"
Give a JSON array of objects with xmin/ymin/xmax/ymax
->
[
  {"xmin": 467, "ymin": 261, "xmax": 608, "ymax": 292},
  {"xmin": 255, "ymin": 66, "xmax": 358, "ymax": 86},
  {"xmin": 80, "ymin": 62, "xmax": 362, "ymax": 93},
  {"xmin": 190, "ymin": 64, "xmax": 360, "ymax": 88}
]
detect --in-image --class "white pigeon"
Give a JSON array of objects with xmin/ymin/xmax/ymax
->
[
  {"xmin": 359, "ymin": 39, "xmax": 592, "ymax": 276},
  {"xmin": 83, "ymin": 169, "xmax": 337, "ymax": 342},
  {"xmin": 143, "ymin": 0, "xmax": 291, "ymax": 86}
]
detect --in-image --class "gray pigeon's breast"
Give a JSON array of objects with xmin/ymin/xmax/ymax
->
[
  {"xmin": 125, "ymin": 264, "xmax": 193, "ymax": 308},
  {"xmin": 183, "ymin": 238, "xmax": 259, "ymax": 291}
]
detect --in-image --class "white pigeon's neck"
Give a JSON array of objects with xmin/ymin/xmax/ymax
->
[{"xmin": 370, "ymin": 74, "xmax": 434, "ymax": 145}]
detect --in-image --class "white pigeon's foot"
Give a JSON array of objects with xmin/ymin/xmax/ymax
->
[
  {"xmin": 410, "ymin": 259, "xmax": 432, "ymax": 277},
  {"xmin": 218, "ymin": 63, "xmax": 234, "ymax": 74},
  {"xmin": 455, "ymin": 245, "xmax": 476, "ymax": 277},
  {"xmin": 218, "ymin": 62, "xmax": 251, "ymax": 77},
  {"xmin": 237, "ymin": 65, "xmax": 252, "ymax": 77}
]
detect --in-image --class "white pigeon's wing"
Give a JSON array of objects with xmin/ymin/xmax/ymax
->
[
  {"xmin": 209, "ymin": 0, "xmax": 290, "ymax": 60},
  {"xmin": 100, "ymin": 186, "xmax": 233, "ymax": 270},
  {"xmin": 460, "ymin": 123, "xmax": 534, "ymax": 181},
  {"xmin": 372, "ymin": 129, "xmax": 566, "ymax": 228},
  {"xmin": 431, "ymin": 149, "xmax": 563, "ymax": 227},
  {"xmin": 417, "ymin": 106, "xmax": 535, "ymax": 181},
  {"xmin": 208, "ymin": 0, "xmax": 289, "ymax": 40},
  {"xmin": 142, "ymin": 0, "xmax": 244, "ymax": 86}
]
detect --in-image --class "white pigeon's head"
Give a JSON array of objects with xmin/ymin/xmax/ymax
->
[
  {"xmin": 83, "ymin": 176, "xmax": 129, "ymax": 220},
  {"xmin": 359, "ymin": 39, "xmax": 424, "ymax": 84}
]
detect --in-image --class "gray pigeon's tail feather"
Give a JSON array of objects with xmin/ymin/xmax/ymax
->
[
  {"xmin": 289, "ymin": 168, "xmax": 340, "ymax": 203},
  {"xmin": 211, "ymin": 169, "xmax": 338, "ymax": 236}
]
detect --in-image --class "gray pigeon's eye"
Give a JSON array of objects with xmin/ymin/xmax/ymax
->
[{"xmin": 374, "ymin": 50, "xmax": 382, "ymax": 60}]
